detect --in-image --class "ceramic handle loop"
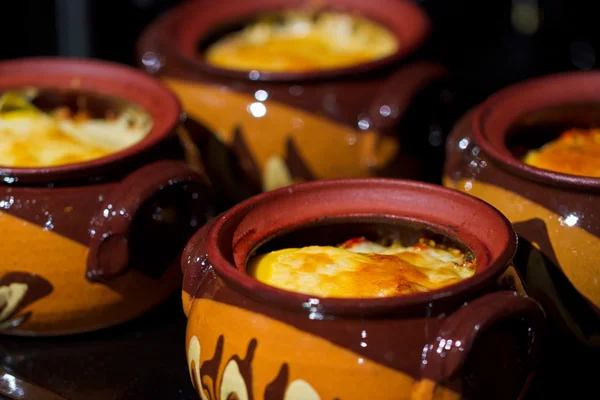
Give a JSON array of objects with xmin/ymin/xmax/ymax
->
[
  {"xmin": 86, "ymin": 159, "xmax": 211, "ymax": 281},
  {"xmin": 415, "ymin": 291, "xmax": 545, "ymax": 398}
]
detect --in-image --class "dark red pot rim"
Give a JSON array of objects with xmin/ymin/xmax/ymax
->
[
  {"xmin": 143, "ymin": 0, "xmax": 430, "ymax": 82},
  {"xmin": 203, "ymin": 178, "xmax": 517, "ymax": 316},
  {"xmin": 0, "ymin": 57, "xmax": 181, "ymax": 184},
  {"xmin": 473, "ymin": 71, "xmax": 600, "ymax": 191}
]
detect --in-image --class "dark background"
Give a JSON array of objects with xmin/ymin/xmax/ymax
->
[{"xmin": 1, "ymin": 0, "xmax": 598, "ymax": 108}]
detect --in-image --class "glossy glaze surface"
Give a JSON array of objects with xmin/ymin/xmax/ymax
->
[
  {"xmin": 181, "ymin": 179, "xmax": 545, "ymax": 400},
  {"xmin": 247, "ymin": 237, "xmax": 476, "ymax": 298},
  {"xmin": 1, "ymin": 293, "xmax": 199, "ymax": 400},
  {"xmin": 137, "ymin": 0, "xmax": 456, "ymax": 210},
  {"xmin": 0, "ymin": 58, "xmax": 214, "ymax": 336},
  {"xmin": 443, "ymin": 73, "xmax": 600, "ymax": 350}
]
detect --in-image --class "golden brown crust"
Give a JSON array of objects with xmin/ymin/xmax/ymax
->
[
  {"xmin": 249, "ymin": 237, "xmax": 476, "ymax": 298},
  {"xmin": 204, "ymin": 10, "xmax": 399, "ymax": 72},
  {"xmin": 524, "ymin": 128, "xmax": 600, "ymax": 177},
  {"xmin": 0, "ymin": 90, "xmax": 151, "ymax": 168}
]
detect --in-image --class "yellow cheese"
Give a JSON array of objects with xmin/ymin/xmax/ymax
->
[
  {"xmin": 248, "ymin": 238, "xmax": 476, "ymax": 298},
  {"xmin": 205, "ymin": 11, "xmax": 399, "ymax": 72},
  {"xmin": 0, "ymin": 91, "xmax": 152, "ymax": 168},
  {"xmin": 524, "ymin": 128, "xmax": 600, "ymax": 178}
]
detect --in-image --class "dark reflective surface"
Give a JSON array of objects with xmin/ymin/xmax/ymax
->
[{"xmin": 1, "ymin": 294, "xmax": 197, "ymax": 400}]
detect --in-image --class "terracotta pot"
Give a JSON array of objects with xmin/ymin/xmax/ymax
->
[
  {"xmin": 443, "ymin": 72, "xmax": 600, "ymax": 349},
  {"xmin": 181, "ymin": 179, "xmax": 545, "ymax": 400},
  {"xmin": 137, "ymin": 0, "xmax": 458, "ymax": 210},
  {"xmin": 0, "ymin": 57, "xmax": 214, "ymax": 336}
]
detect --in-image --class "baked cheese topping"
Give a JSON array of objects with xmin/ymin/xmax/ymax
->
[
  {"xmin": 523, "ymin": 128, "xmax": 600, "ymax": 178},
  {"xmin": 0, "ymin": 90, "xmax": 152, "ymax": 168},
  {"xmin": 204, "ymin": 10, "xmax": 399, "ymax": 72},
  {"xmin": 248, "ymin": 237, "xmax": 476, "ymax": 298}
]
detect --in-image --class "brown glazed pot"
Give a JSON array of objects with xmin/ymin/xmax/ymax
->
[
  {"xmin": 0, "ymin": 57, "xmax": 214, "ymax": 336},
  {"xmin": 443, "ymin": 72, "xmax": 600, "ymax": 350},
  {"xmin": 181, "ymin": 179, "xmax": 545, "ymax": 400},
  {"xmin": 137, "ymin": 0, "xmax": 456, "ymax": 210}
]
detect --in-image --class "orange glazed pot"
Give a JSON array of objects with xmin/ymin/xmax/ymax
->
[
  {"xmin": 0, "ymin": 58, "xmax": 214, "ymax": 336},
  {"xmin": 181, "ymin": 179, "xmax": 545, "ymax": 400},
  {"xmin": 443, "ymin": 72, "xmax": 600, "ymax": 348},
  {"xmin": 137, "ymin": 0, "xmax": 457, "ymax": 210},
  {"xmin": 443, "ymin": 72, "xmax": 600, "ymax": 398}
]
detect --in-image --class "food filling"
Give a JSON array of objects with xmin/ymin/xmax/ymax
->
[
  {"xmin": 523, "ymin": 128, "xmax": 600, "ymax": 177},
  {"xmin": 248, "ymin": 236, "xmax": 476, "ymax": 298},
  {"xmin": 204, "ymin": 10, "xmax": 399, "ymax": 72},
  {"xmin": 0, "ymin": 89, "xmax": 152, "ymax": 168}
]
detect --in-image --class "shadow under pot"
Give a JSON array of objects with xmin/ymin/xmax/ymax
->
[
  {"xmin": 443, "ymin": 72, "xmax": 600, "ymax": 351},
  {"xmin": 0, "ymin": 57, "xmax": 214, "ymax": 336},
  {"xmin": 181, "ymin": 179, "xmax": 545, "ymax": 400},
  {"xmin": 137, "ymin": 0, "xmax": 460, "ymax": 210}
]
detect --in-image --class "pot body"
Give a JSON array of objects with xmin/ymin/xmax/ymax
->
[
  {"xmin": 181, "ymin": 179, "xmax": 546, "ymax": 400},
  {"xmin": 0, "ymin": 139, "xmax": 214, "ymax": 336},
  {"xmin": 183, "ymin": 254, "xmax": 540, "ymax": 400},
  {"xmin": 137, "ymin": 0, "xmax": 459, "ymax": 210}
]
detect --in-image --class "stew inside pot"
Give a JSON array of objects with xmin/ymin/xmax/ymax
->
[
  {"xmin": 247, "ymin": 219, "xmax": 476, "ymax": 298},
  {"xmin": 202, "ymin": 9, "xmax": 399, "ymax": 72},
  {"xmin": 507, "ymin": 103, "xmax": 600, "ymax": 178},
  {"xmin": 0, "ymin": 88, "xmax": 152, "ymax": 168}
]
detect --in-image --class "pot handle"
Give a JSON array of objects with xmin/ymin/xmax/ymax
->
[
  {"xmin": 367, "ymin": 61, "xmax": 447, "ymax": 132},
  {"xmin": 414, "ymin": 291, "xmax": 545, "ymax": 398},
  {"xmin": 86, "ymin": 159, "xmax": 212, "ymax": 281}
]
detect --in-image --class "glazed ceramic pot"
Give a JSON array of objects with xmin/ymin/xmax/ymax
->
[
  {"xmin": 443, "ymin": 72, "xmax": 600, "ymax": 350},
  {"xmin": 137, "ymin": 0, "xmax": 459, "ymax": 210},
  {"xmin": 181, "ymin": 179, "xmax": 545, "ymax": 400},
  {"xmin": 0, "ymin": 57, "xmax": 214, "ymax": 336}
]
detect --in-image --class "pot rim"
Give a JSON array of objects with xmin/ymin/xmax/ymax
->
[
  {"xmin": 202, "ymin": 178, "xmax": 517, "ymax": 316},
  {"xmin": 143, "ymin": 0, "xmax": 430, "ymax": 82},
  {"xmin": 472, "ymin": 70, "xmax": 600, "ymax": 191},
  {"xmin": 0, "ymin": 57, "xmax": 181, "ymax": 184}
]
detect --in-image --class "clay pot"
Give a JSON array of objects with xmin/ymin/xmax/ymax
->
[
  {"xmin": 181, "ymin": 179, "xmax": 545, "ymax": 400},
  {"xmin": 137, "ymin": 0, "xmax": 458, "ymax": 210},
  {"xmin": 443, "ymin": 72, "xmax": 600, "ymax": 349},
  {"xmin": 0, "ymin": 57, "xmax": 214, "ymax": 336}
]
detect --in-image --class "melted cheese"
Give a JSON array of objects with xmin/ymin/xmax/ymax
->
[
  {"xmin": 248, "ymin": 237, "xmax": 476, "ymax": 298},
  {"xmin": 204, "ymin": 11, "xmax": 399, "ymax": 72},
  {"xmin": 524, "ymin": 128, "xmax": 600, "ymax": 177},
  {"xmin": 0, "ymin": 91, "xmax": 152, "ymax": 168}
]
